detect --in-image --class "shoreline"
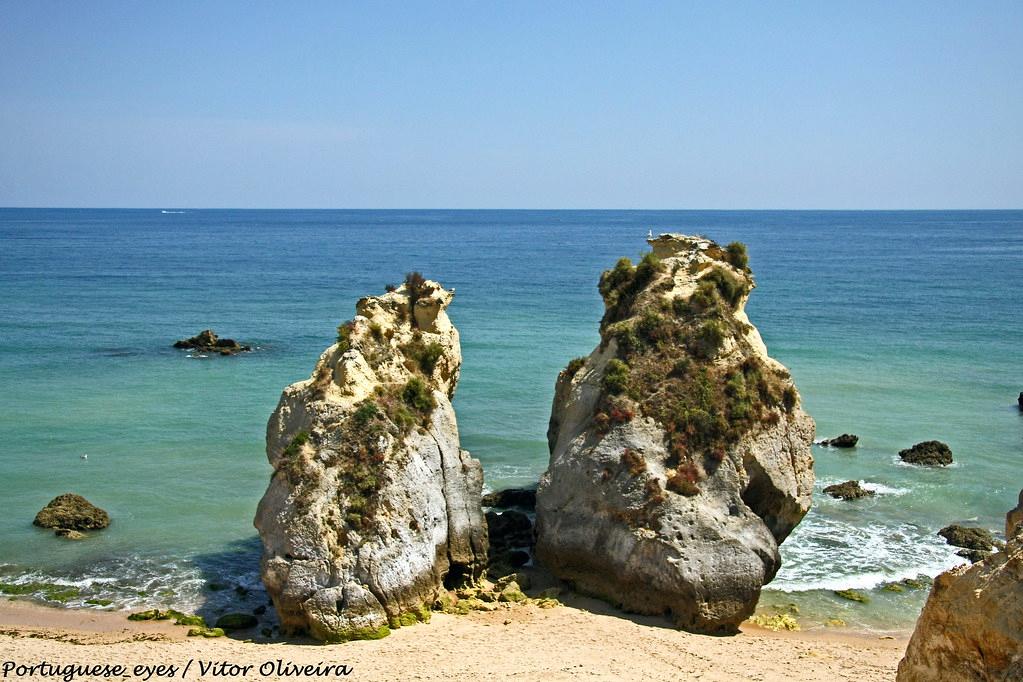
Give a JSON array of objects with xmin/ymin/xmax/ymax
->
[{"xmin": 0, "ymin": 597, "xmax": 908, "ymax": 681}]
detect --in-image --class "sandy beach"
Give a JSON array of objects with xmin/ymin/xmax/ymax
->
[{"xmin": 0, "ymin": 597, "xmax": 906, "ymax": 682}]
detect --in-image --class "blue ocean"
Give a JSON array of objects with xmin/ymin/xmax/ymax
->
[{"xmin": 1, "ymin": 209, "xmax": 1020, "ymax": 631}]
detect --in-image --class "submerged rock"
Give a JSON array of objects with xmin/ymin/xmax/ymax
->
[
  {"xmin": 823, "ymin": 480, "xmax": 874, "ymax": 500},
  {"xmin": 897, "ymin": 526, "xmax": 1023, "ymax": 680},
  {"xmin": 899, "ymin": 440, "xmax": 953, "ymax": 466},
  {"xmin": 938, "ymin": 524, "xmax": 996, "ymax": 552},
  {"xmin": 536, "ymin": 234, "xmax": 815, "ymax": 634},
  {"xmin": 254, "ymin": 275, "xmax": 488, "ymax": 643},
  {"xmin": 173, "ymin": 329, "xmax": 251, "ymax": 356},
  {"xmin": 819, "ymin": 434, "xmax": 858, "ymax": 448},
  {"xmin": 34, "ymin": 493, "xmax": 109, "ymax": 531}
]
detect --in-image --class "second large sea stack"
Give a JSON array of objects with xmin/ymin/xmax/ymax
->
[
  {"xmin": 254, "ymin": 276, "xmax": 488, "ymax": 642},
  {"xmin": 536, "ymin": 234, "xmax": 815, "ymax": 634}
]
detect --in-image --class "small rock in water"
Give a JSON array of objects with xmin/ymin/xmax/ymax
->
[
  {"xmin": 173, "ymin": 329, "xmax": 251, "ymax": 356},
  {"xmin": 819, "ymin": 434, "xmax": 859, "ymax": 448},
  {"xmin": 54, "ymin": 528, "xmax": 86, "ymax": 540},
  {"xmin": 898, "ymin": 440, "xmax": 953, "ymax": 466},
  {"xmin": 34, "ymin": 493, "xmax": 110, "ymax": 531},
  {"xmin": 823, "ymin": 480, "xmax": 875, "ymax": 500},
  {"xmin": 1018, "ymin": 392, "xmax": 1023, "ymax": 411},
  {"xmin": 938, "ymin": 524, "xmax": 995, "ymax": 551}
]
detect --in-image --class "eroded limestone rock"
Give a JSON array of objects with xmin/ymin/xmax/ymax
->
[
  {"xmin": 536, "ymin": 234, "xmax": 814, "ymax": 634},
  {"xmin": 254, "ymin": 276, "xmax": 488, "ymax": 642}
]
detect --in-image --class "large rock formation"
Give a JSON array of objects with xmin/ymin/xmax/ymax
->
[
  {"xmin": 536, "ymin": 234, "xmax": 815, "ymax": 634},
  {"xmin": 254, "ymin": 276, "xmax": 488, "ymax": 642},
  {"xmin": 897, "ymin": 525, "xmax": 1023, "ymax": 680}
]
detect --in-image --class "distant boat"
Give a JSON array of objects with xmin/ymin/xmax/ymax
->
[{"xmin": 161, "ymin": 210, "xmax": 185, "ymax": 214}]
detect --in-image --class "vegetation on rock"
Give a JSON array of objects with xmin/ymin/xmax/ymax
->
[{"xmin": 589, "ymin": 241, "xmax": 796, "ymax": 500}]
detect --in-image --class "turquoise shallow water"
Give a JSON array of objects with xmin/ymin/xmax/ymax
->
[{"xmin": 0, "ymin": 209, "xmax": 1020, "ymax": 630}]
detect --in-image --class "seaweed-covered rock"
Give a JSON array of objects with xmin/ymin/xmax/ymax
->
[
  {"xmin": 254, "ymin": 275, "xmax": 488, "ymax": 643},
  {"xmin": 899, "ymin": 441, "xmax": 953, "ymax": 466},
  {"xmin": 897, "ymin": 527, "xmax": 1023, "ymax": 680},
  {"xmin": 834, "ymin": 589, "xmax": 869, "ymax": 603},
  {"xmin": 938, "ymin": 524, "xmax": 995, "ymax": 552},
  {"xmin": 819, "ymin": 434, "xmax": 858, "ymax": 448},
  {"xmin": 482, "ymin": 488, "xmax": 537, "ymax": 510},
  {"xmin": 34, "ymin": 494, "xmax": 109, "ymax": 531},
  {"xmin": 536, "ymin": 234, "xmax": 815, "ymax": 634},
  {"xmin": 173, "ymin": 329, "xmax": 251, "ymax": 355},
  {"xmin": 823, "ymin": 480, "xmax": 874, "ymax": 500}
]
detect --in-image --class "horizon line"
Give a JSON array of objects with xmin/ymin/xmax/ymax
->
[{"xmin": 2, "ymin": 206, "xmax": 1022, "ymax": 212}]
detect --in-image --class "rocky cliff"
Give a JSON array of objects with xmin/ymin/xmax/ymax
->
[
  {"xmin": 897, "ymin": 523, "xmax": 1023, "ymax": 681},
  {"xmin": 254, "ymin": 275, "xmax": 488, "ymax": 642},
  {"xmin": 1008, "ymin": 489, "xmax": 1023, "ymax": 538},
  {"xmin": 535, "ymin": 234, "xmax": 815, "ymax": 634}
]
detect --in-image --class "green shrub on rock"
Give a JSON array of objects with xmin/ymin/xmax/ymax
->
[
  {"xmin": 402, "ymin": 377, "xmax": 436, "ymax": 413},
  {"xmin": 603, "ymin": 359, "xmax": 629, "ymax": 395}
]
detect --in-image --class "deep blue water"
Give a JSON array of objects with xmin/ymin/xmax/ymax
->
[{"xmin": 1, "ymin": 209, "xmax": 1020, "ymax": 630}]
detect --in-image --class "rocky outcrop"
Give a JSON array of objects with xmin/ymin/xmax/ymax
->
[
  {"xmin": 254, "ymin": 276, "xmax": 488, "ymax": 642},
  {"xmin": 34, "ymin": 494, "xmax": 109, "ymax": 531},
  {"xmin": 1008, "ymin": 490, "xmax": 1023, "ymax": 537},
  {"xmin": 819, "ymin": 434, "xmax": 858, "ymax": 448},
  {"xmin": 899, "ymin": 440, "xmax": 953, "ymax": 466},
  {"xmin": 938, "ymin": 524, "xmax": 996, "ymax": 552},
  {"xmin": 536, "ymin": 234, "xmax": 815, "ymax": 634},
  {"xmin": 939, "ymin": 524, "xmax": 998, "ymax": 564},
  {"xmin": 823, "ymin": 480, "xmax": 874, "ymax": 500},
  {"xmin": 173, "ymin": 329, "xmax": 251, "ymax": 355},
  {"xmin": 897, "ymin": 526, "xmax": 1023, "ymax": 680}
]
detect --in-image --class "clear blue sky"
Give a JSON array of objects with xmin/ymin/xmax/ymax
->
[{"xmin": 1, "ymin": 1, "xmax": 1020, "ymax": 208}]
